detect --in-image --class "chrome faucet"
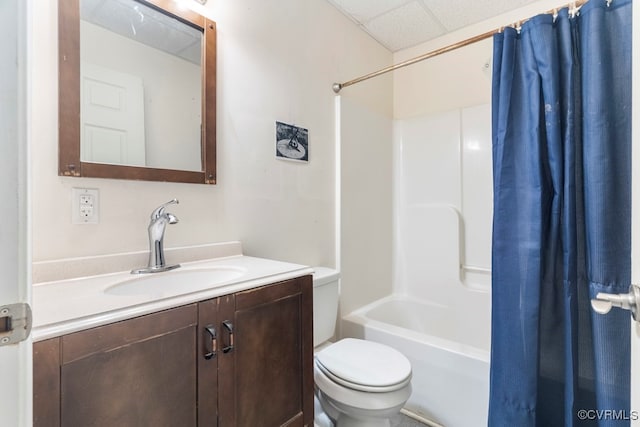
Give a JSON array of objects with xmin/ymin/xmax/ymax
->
[{"xmin": 131, "ymin": 199, "xmax": 181, "ymax": 274}]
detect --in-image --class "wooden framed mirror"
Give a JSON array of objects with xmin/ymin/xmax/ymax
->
[{"xmin": 58, "ymin": 0, "xmax": 216, "ymax": 184}]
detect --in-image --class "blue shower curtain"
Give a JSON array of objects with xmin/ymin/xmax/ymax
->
[{"xmin": 489, "ymin": 1, "xmax": 632, "ymax": 426}]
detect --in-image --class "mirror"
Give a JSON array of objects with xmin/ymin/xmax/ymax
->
[{"xmin": 59, "ymin": 0, "xmax": 217, "ymax": 184}]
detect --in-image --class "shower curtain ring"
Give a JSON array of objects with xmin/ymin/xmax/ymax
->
[
  {"xmin": 569, "ymin": 1, "xmax": 578, "ymax": 17},
  {"xmin": 606, "ymin": 0, "xmax": 612, "ymax": 6}
]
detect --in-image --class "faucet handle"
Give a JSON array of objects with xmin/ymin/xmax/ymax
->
[{"xmin": 150, "ymin": 199, "xmax": 179, "ymax": 219}]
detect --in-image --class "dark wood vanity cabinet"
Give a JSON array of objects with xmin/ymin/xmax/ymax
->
[{"xmin": 33, "ymin": 275, "xmax": 313, "ymax": 427}]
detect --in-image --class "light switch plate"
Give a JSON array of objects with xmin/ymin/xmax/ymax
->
[{"xmin": 72, "ymin": 188, "xmax": 99, "ymax": 224}]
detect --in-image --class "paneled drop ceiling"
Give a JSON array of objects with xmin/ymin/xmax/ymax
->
[{"xmin": 325, "ymin": 0, "xmax": 539, "ymax": 52}]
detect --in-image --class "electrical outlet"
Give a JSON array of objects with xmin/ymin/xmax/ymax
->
[{"xmin": 72, "ymin": 188, "xmax": 99, "ymax": 224}]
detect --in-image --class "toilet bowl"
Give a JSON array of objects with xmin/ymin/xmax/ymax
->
[
  {"xmin": 314, "ymin": 338, "xmax": 412, "ymax": 427},
  {"xmin": 312, "ymin": 268, "xmax": 412, "ymax": 427}
]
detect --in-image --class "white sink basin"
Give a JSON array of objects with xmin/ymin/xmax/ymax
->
[{"xmin": 105, "ymin": 266, "xmax": 247, "ymax": 297}]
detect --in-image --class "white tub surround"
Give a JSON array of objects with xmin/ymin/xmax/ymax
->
[
  {"xmin": 394, "ymin": 105, "xmax": 493, "ymax": 294},
  {"xmin": 32, "ymin": 242, "xmax": 313, "ymax": 341},
  {"xmin": 351, "ymin": 104, "xmax": 491, "ymax": 426}
]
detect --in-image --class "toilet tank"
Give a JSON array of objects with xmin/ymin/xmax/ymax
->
[{"xmin": 312, "ymin": 267, "xmax": 340, "ymax": 348}]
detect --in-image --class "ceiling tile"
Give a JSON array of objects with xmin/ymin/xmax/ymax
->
[
  {"xmin": 363, "ymin": 1, "xmax": 445, "ymax": 51},
  {"xmin": 327, "ymin": 0, "xmax": 411, "ymax": 22},
  {"xmin": 421, "ymin": 0, "xmax": 538, "ymax": 31}
]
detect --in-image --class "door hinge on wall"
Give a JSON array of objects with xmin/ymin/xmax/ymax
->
[{"xmin": 0, "ymin": 303, "xmax": 32, "ymax": 346}]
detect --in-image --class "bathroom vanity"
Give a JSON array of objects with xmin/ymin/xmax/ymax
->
[{"xmin": 31, "ymin": 250, "xmax": 314, "ymax": 427}]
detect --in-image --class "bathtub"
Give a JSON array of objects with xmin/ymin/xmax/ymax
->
[{"xmin": 341, "ymin": 295, "xmax": 490, "ymax": 427}]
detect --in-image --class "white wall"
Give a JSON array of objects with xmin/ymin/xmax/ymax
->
[
  {"xmin": 394, "ymin": 38, "xmax": 492, "ymax": 119},
  {"xmin": 30, "ymin": 0, "xmax": 392, "ymax": 268},
  {"xmin": 339, "ymin": 96, "xmax": 393, "ymax": 317}
]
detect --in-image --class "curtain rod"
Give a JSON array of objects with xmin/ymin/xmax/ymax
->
[{"xmin": 332, "ymin": 0, "xmax": 590, "ymax": 94}]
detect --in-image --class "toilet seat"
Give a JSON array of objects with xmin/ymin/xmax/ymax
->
[
  {"xmin": 315, "ymin": 338, "xmax": 412, "ymax": 393},
  {"xmin": 314, "ymin": 362, "xmax": 412, "ymax": 413},
  {"xmin": 315, "ymin": 359, "xmax": 411, "ymax": 393}
]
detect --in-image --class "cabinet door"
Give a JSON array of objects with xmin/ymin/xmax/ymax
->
[
  {"xmin": 198, "ymin": 297, "xmax": 220, "ymax": 427},
  {"xmin": 219, "ymin": 276, "xmax": 314, "ymax": 427},
  {"xmin": 33, "ymin": 338, "xmax": 61, "ymax": 427},
  {"xmin": 59, "ymin": 304, "xmax": 198, "ymax": 427}
]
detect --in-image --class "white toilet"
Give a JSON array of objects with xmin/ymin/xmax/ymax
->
[{"xmin": 313, "ymin": 267, "xmax": 412, "ymax": 427}]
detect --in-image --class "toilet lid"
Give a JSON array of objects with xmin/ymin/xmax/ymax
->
[{"xmin": 315, "ymin": 338, "xmax": 412, "ymax": 391}]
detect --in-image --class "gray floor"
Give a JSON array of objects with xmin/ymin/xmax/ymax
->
[
  {"xmin": 390, "ymin": 413, "xmax": 429, "ymax": 427},
  {"xmin": 315, "ymin": 395, "xmax": 429, "ymax": 427},
  {"xmin": 314, "ymin": 413, "xmax": 428, "ymax": 427}
]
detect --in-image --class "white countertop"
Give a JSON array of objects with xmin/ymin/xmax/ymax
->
[{"xmin": 32, "ymin": 255, "xmax": 313, "ymax": 342}]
